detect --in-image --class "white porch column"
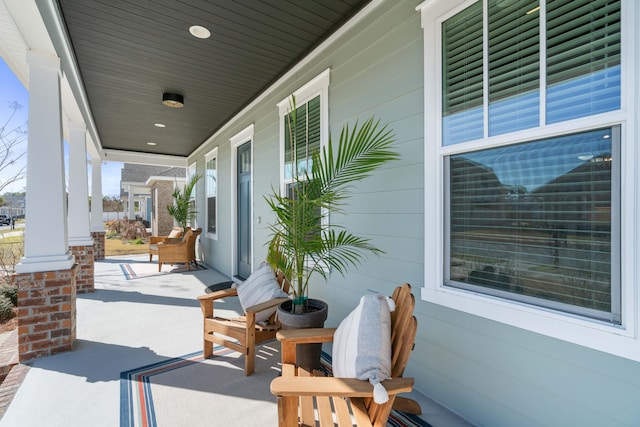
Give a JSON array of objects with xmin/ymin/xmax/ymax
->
[
  {"xmin": 67, "ymin": 121, "xmax": 93, "ymax": 246},
  {"xmin": 90, "ymin": 158, "xmax": 105, "ymax": 232},
  {"xmin": 90, "ymin": 157, "xmax": 106, "ymax": 260},
  {"xmin": 67, "ymin": 121, "xmax": 95, "ymax": 293},
  {"xmin": 128, "ymin": 184, "xmax": 135, "ymax": 219},
  {"xmin": 16, "ymin": 51, "xmax": 74, "ymax": 273}
]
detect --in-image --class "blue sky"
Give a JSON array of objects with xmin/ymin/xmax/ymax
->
[{"xmin": 0, "ymin": 57, "xmax": 123, "ymax": 197}]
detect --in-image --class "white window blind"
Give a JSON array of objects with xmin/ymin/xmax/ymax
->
[
  {"xmin": 206, "ymin": 156, "xmax": 217, "ymax": 235},
  {"xmin": 442, "ymin": 1, "xmax": 483, "ymax": 145},
  {"xmin": 284, "ymin": 95, "xmax": 321, "ymax": 182},
  {"xmin": 488, "ymin": 0, "xmax": 540, "ymax": 135},
  {"xmin": 442, "ymin": 0, "xmax": 621, "ymax": 145},
  {"xmin": 546, "ymin": 0, "xmax": 621, "ymax": 123},
  {"xmin": 446, "ymin": 127, "xmax": 620, "ymax": 324}
]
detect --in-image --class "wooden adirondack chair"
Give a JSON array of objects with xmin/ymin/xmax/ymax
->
[
  {"xmin": 197, "ymin": 270, "xmax": 290, "ymax": 376},
  {"xmin": 270, "ymin": 283, "xmax": 420, "ymax": 427}
]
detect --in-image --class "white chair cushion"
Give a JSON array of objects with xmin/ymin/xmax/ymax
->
[
  {"xmin": 332, "ymin": 293, "xmax": 395, "ymax": 403},
  {"xmin": 167, "ymin": 228, "xmax": 182, "ymax": 238},
  {"xmin": 233, "ymin": 263, "xmax": 288, "ymax": 323}
]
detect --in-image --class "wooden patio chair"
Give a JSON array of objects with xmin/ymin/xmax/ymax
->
[
  {"xmin": 197, "ymin": 270, "xmax": 290, "ymax": 376},
  {"xmin": 270, "ymin": 283, "xmax": 419, "ymax": 427},
  {"xmin": 157, "ymin": 227, "xmax": 202, "ymax": 271},
  {"xmin": 149, "ymin": 226, "xmax": 185, "ymax": 262}
]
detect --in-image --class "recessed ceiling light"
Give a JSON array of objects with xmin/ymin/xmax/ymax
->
[
  {"xmin": 154, "ymin": 123, "xmax": 166, "ymax": 128},
  {"xmin": 147, "ymin": 142, "xmax": 157, "ymax": 146},
  {"xmin": 189, "ymin": 25, "xmax": 211, "ymax": 39}
]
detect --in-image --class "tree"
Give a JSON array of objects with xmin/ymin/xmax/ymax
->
[
  {"xmin": 266, "ymin": 96, "xmax": 399, "ymax": 312},
  {"xmin": 167, "ymin": 175, "xmax": 201, "ymax": 230},
  {"xmin": 102, "ymin": 195, "xmax": 124, "ymax": 219},
  {"xmin": 0, "ymin": 101, "xmax": 27, "ymax": 193}
]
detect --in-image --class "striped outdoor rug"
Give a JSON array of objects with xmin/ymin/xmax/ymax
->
[
  {"xmin": 119, "ymin": 262, "xmax": 206, "ymax": 280},
  {"xmin": 120, "ymin": 348, "xmax": 431, "ymax": 427}
]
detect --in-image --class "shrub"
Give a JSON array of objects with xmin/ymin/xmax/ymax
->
[
  {"xmin": 0, "ymin": 295, "xmax": 14, "ymax": 322},
  {"xmin": 105, "ymin": 219, "xmax": 148, "ymax": 241},
  {"xmin": 0, "ymin": 241, "xmax": 22, "ymax": 277},
  {"xmin": 0, "ymin": 283, "xmax": 17, "ymax": 306}
]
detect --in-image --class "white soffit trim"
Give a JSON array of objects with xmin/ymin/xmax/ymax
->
[
  {"xmin": 0, "ymin": 0, "xmax": 29, "ymax": 86},
  {"xmin": 102, "ymin": 149, "xmax": 188, "ymax": 167},
  {"xmin": 144, "ymin": 176, "xmax": 186, "ymax": 186}
]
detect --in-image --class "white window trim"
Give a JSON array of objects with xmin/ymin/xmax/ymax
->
[
  {"xmin": 205, "ymin": 147, "xmax": 218, "ymax": 240},
  {"xmin": 419, "ymin": 0, "xmax": 640, "ymax": 361},
  {"xmin": 277, "ymin": 68, "xmax": 330, "ymax": 196},
  {"xmin": 187, "ymin": 162, "xmax": 197, "ymax": 229},
  {"xmin": 188, "ymin": 162, "xmax": 197, "ymax": 188},
  {"xmin": 230, "ymin": 124, "xmax": 254, "ymax": 276}
]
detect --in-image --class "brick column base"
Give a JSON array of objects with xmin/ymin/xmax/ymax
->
[
  {"xmin": 91, "ymin": 231, "xmax": 105, "ymax": 260},
  {"xmin": 13, "ymin": 264, "xmax": 78, "ymax": 362},
  {"xmin": 70, "ymin": 245, "xmax": 95, "ymax": 293}
]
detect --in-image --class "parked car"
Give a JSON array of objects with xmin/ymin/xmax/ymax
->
[{"xmin": 0, "ymin": 215, "xmax": 10, "ymax": 226}]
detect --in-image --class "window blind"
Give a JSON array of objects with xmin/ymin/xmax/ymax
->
[
  {"xmin": 442, "ymin": 0, "xmax": 621, "ymax": 145},
  {"xmin": 546, "ymin": 0, "xmax": 621, "ymax": 123},
  {"xmin": 442, "ymin": 1, "xmax": 483, "ymax": 145},
  {"xmin": 284, "ymin": 95, "xmax": 321, "ymax": 180},
  {"xmin": 206, "ymin": 157, "xmax": 217, "ymax": 234},
  {"xmin": 447, "ymin": 127, "xmax": 619, "ymax": 323},
  {"xmin": 488, "ymin": 0, "xmax": 540, "ymax": 135}
]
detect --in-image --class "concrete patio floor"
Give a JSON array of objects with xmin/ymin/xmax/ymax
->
[{"xmin": 0, "ymin": 255, "xmax": 473, "ymax": 427}]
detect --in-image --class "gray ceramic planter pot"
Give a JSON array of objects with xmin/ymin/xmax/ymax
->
[{"xmin": 277, "ymin": 299, "xmax": 329, "ymax": 371}]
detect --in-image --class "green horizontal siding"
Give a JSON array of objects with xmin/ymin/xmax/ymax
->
[{"xmin": 189, "ymin": 0, "xmax": 640, "ymax": 426}]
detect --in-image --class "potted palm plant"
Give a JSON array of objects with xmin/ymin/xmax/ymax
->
[
  {"xmin": 265, "ymin": 98, "xmax": 398, "ymax": 368},
  {"xmin": 167, "ymin": 174, "xmax": 201, "ymax": 230}
]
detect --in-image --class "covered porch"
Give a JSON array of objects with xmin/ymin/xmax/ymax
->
[{"xmin": 2, "ymin": 0, "xmax": 640, "ymax": 426}]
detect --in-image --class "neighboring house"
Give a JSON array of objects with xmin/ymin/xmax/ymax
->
[
  {"xmin": 120, "ymin": 163, "xmax": 186, "ymax": 236},
  {"xmin": 0, "ymin": 193, "xmax": 25, "ymax": 218},
  {"xmin": 3, "ymin": 1, "xmax": 639, "ymax": 426}
]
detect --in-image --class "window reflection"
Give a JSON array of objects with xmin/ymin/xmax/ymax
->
[{"xmin": 448, "ymin": 127, "xmax": 618, "ymax": 322}]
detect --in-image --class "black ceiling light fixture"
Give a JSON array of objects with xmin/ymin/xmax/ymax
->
[{"xmin": 162, "ymin": 92, "xmax": 184, "ymax": 108}]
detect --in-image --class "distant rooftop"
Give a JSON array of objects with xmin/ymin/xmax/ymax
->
[{"xmin": 120, "ymin": 163, "xmax": 186, "ymax": 184}]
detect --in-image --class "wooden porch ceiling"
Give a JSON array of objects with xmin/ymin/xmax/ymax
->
[{"xmin": 55, "ymin": 0, "xmax": 371, "ymax": 158}]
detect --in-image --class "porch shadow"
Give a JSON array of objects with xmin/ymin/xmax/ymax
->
[
  {"xmin": 30, "ymin": 338, "xmax": 280, "ymax": 404},
  {"xmin": 78, "ymin": 288, "xmax": 200, "ymax": 308}
]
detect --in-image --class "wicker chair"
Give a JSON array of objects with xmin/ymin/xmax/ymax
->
[
  {"xmin": 157, "ymin": 227, "xmax": 202, "ymax": 271},
  {"xmin": 149, "ymin": 226, "xmax": 185, "ymax": 262}
]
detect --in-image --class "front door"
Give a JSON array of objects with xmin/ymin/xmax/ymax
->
[{"xmin": 236, "ymin": 141, "xmax": 252, "ymax": 279}]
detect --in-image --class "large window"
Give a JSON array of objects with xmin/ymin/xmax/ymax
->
[
  {"xmin": 439, "ymin": 0, "xmax": 622, "ymax": 324},
  {"xmin": 205, "ymin": 149, "xmax": 217, "ymax": 237}
]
